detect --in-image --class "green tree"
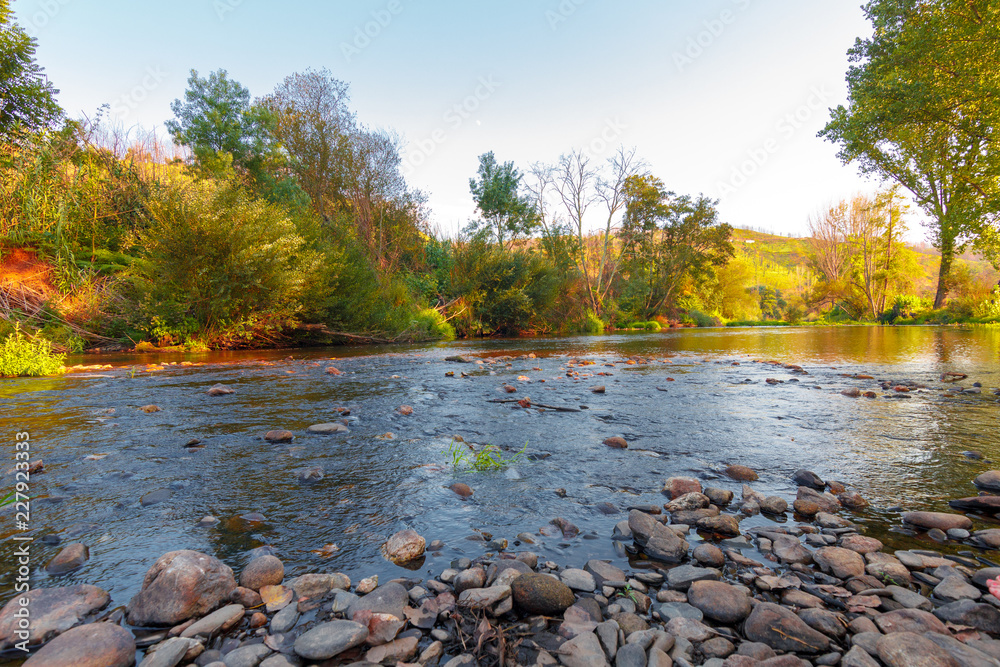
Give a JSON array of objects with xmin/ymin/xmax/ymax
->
[
  {"xmin": 467, "ymin": 151, "xmax": 537, "ymax": 248},
  {"xmin": 166, "ymin": 69, "xmax": 275, "ymax": 180},
  {"xmin": 821, "ymin": 0, "xmax": 1000, "ymax": 308},
  {"xmin": 0, "ymin": 0, "xmax": 62, "ymax": 137}
]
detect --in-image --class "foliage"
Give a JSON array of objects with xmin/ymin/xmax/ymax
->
[
  {"xmin": 583, "ymin": 309, "xmax": 604, "ymax": 334},
  {"xmin": 821, "ymin": 0, "xmax": 1000, "ymax": 308},
  {"xmin": 447, "ymin": 439, "xmax": 527, "ymax": 472},
  {"xmin": 0, "ymin": 1, "xmax": 62, "ymax": 138},
  {"xmin": 0, "ymin": 325, "xmax": 65, "ymax": 376},
  {"xmin": 131, "ymin": 176, "xmax": 315, "ymax": 344},
  {"xmin": 408, "ymin": 308, "xmax": 455, "ymax": 341},
  {"xmin": 467, "ymin": 152, "xmax": 538, "ymax": 247},
  {"xmin": 630, "ymin": 321, "xmax": 662, "ymax": 331},
  {"xmin": 166, "ymin": 69, "xmax": 278, "ymax": 181}
]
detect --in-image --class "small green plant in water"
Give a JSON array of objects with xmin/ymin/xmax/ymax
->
[
  {"xmin": 0, "ymin": 325, "xmax": 66, "ymax": 377},
  {"xmin": 447, "ymin": 439, "xmax": 527, "ymax": 472},
  {"xmin": 617, "ymin": 583, "xmax": 638, "ymax": 605}
]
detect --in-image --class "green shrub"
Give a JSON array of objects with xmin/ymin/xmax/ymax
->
[
  {"xmin": 583, "ymin": 310, "xmax": 604, "ymax": 334},
  {"xmin": 0, "ymin": 326, "xmax": 66, "ymax": 377},
  {"xmin": 408, "ymin": 308, "xmax": 455, "ymax": 340},
  {"xmin": 685, "ymin": 309, "xmax": 721, "ymax": 327},
  {"xmin": 629, "ymin": 321, "xmax": 662, "ymax": 331}
]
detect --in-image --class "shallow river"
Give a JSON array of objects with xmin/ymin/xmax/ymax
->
[{"xmin": 1, "ymin": 325, "xmax": 999, "ymax": 636}]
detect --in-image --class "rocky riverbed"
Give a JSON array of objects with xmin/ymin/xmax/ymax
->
[{"xmin": 6, "ymin": 460, "xmax": 1000, "ymax": 666}]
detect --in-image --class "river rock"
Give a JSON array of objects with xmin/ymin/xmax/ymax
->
[
  {"xmin": 263, "ymin": 430, "xmax": 293, "ymax": 442},
  {"xmin": 180, "ymin": 603, "xmax": 245, "ymax": 638},
  {"xmin": 902, "ymin": 511, "xmax": 972, "ymax": 531},
  {"xmin": 383, "ymin": 529, "xmax": 425, "ymax": 564},
  {"xmin": 865, "ymin": 552, "xmax": 912, "ymax": 585},
  {"xmin": 45, "ymin": 542, "xmax": 89, "ymax": 575},
  {"xmin": 950, "ymin": 496, "xmax": 1000, "ymax": 514},
  {"xmin": 772, "ymin": 535, "xmax": 813, "ymax": 564},
  {"xmin": 454, "ymin": 567, "xmax": 487, "ymax": 593},
  {"xmin": 127, "ymin": 550, "xmax": 237, "ymax": 626},
  {"xmin": 0, "ymin": 584, "xmax": 110, "ymax": 650},
  {"xmin": 814, "ymin": 546, "xmax": 865, "ymax": 579},
  {"xmin": 21, "ymin": 622, "xmax": 134, "ymax": 667},
  {"xmin": 665, "ymin": 492, "xmax": 710, "ymax": 512},
  {"xmin": 687, "ymin": 580, "xmax": 751, "ymax": 623},
  {"xmin": 559, "ymin": 631, "xmax": 609, "ymax": 667},
  {"xmin": 815, "ymin": 511, "xmax": 852, "ymax": 529},
  {"xmin": 293, "ymin": 620, "xmax": 368, "ymax": 660},
  {"xmin": 838, "ymin": 491, "xmax": 869, "ymax": 509},
  {"xmin": 458, "ymin": 585, "xmax": 510, "ymax": 611},
  {"xmin": 240, "ymin": 555, "xmax": 284, "ymax": 591},
  {"xmin": 696, "ymin": 514, "xmax": 740, "ymax": 536},
  {"xmin": 307, "ymin": 422, "xmax": 349, "ymax": 434},
  {"xmin": 347, "ymin": 582, "xmax": 409, "ymax": 620},
  {"xmin": 933, "ymin": 599, "xmax": 1000, "ymax": 633},
  {"xmin": 207, "ymin": 383, "xmax": 235, "ymax": 395},
  {"xmin": 667, "ymin": 565, "xmax": 720, "ymax": 590},
  {"xmin": 663, "ymin": 476, "xmax": 702, "ymax": 499},
  {"xmin": 798, "ymin": 608, "xmax": 847, "ymax": 639},
  {"xmin": 840, "ymin": 534, "xmax": 883, "ymax": 554},
  {"xmin": 760, "ymin": 496, "xmax": 788, "ymax": 514},
  {"xmin": 140, "ymin": 636, "xmax": 201, "ymax": 667},
  {"xmin": 693, "ymin": 543, "xmax": 725, "ymax": 568},
  {"xmin": 876, "ymin": 632, "xmax": 961, "ymax": 667},
  {"xmin": 934, "ymin": 575, "xmax": 981, "ymax": 602},
  {"xmin": 926, "ymin": 633, "xmax": 1000, "ymax": 667},
  {"xmin": 141, "ymin": 488, "xmax": 172, "ymax": 506},
  {"xmin": 876, "ymin": 608, "xmax": 948, "ymax": 634},
  {"xmin": 725, "ymin": 465, "xmax": 758, "ymax": 481},
  {"xmin": 842, "ymin": 645, "xmax": 881, "ymax": 667},
  {"xmin": 511, "ymin": 573, "xmax": 575, "ymax": 615},
  {"xmin": 796, "ymin": 487, "xmax": 841, "ymax": 512},
  {"xmin": 560, "ymin": 568, "xmax": 596, "ymax": 592},
  {"xmin": 704, "ymin": 487, "xmax": 734, "ymax": 506},
  {"xmin": 974, "ymin": 471, "xmax": 1000, "ymax": 492},
  {"xmin": 449, "ymin": 482, "xmax": 474, "ymax": 498},
  {"xmin": 604, "ymin": 436, "xmax": 627, "ymax": 449},
  {"xmin": 584, "ymin": 560, "xmax": 625, "ymax": 587},
  {"xmin": 486, "ymin": 559, "xmax": 532, "ymax": 585},
  {"xmin": 628, "ymin": 510, "xmax": 689, "ymax": 563},
  {"xmin": 792, "ymin": 469, "xmax": 825, "ymax": 489},
  {"xmin": 743, "ymin": 602, "xmax": 830, "ymax": 654},
  {"xmin": 365, "ymin": 635, "xmax": 419, "ymax": 663},
  {"xmin": 288, "ymin": 572, "xmax": 350, "ymax": 598}
]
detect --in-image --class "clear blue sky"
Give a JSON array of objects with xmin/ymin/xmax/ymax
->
[{"xmin": 13, "ymin": 0, "xmax": 893, "ymax": 238}]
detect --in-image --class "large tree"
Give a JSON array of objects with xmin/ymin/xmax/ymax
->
[
  {"xmin": 0, "ymin": 0, "xmax": 62, "ymax": 138},
  {"xmin": 166, "ymin": 69, "xmax": 275, "ymax": 179},
  {"xmin": 467, "ymin": 151, "xmax": 537, "ymax": 248},
  {"xmin": 821, "ymin": 0, "xmax": 1000, "ymax": 308}
]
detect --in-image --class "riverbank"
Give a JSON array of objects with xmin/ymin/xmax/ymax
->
[{"xmin": 5, "ymin": 461, "xmax": 1000, "ymax": 666}]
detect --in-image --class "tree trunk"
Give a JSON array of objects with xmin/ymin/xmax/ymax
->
[{"xmin": 934, "ymin": 233, "xmax": 955, "ymax": 309}]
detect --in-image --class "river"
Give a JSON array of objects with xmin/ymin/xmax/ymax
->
[{"xmin": 1, "ymin": 325, "xmax": 999, "ymax": 634}]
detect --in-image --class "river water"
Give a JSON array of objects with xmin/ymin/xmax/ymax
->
[{"xmin": 1, "ymin": 326, "xmax": 999, "ymax": 628}]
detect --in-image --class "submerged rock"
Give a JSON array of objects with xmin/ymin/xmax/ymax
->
[{"xmin": 383, "ymin": 529, "xmax": 425, "ymax": 564}]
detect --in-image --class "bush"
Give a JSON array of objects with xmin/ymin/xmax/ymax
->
[
  {"xmin": 408, "ymin": 308, "xmax": 455, "ymax": 341},
  {"xmin": 684, "ymin": 309, "xmax": 721, "ymax": 327},
  {"xmin": 629, "ymin": 321, "xmax": 662, "ymax": 331},
  {"xmin": 0, "ymin": 326, "xmax": 66, "ymax": 377},
  {"xmin": 583, "ymin": 310, "xmax": 604, "ymax": 334}
]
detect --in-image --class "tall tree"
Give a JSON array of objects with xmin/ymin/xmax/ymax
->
[
  {"xmin": 467, "ymin": 151, "xmax": 537, "ymax": 248},
  {"xmin": 0, "ymin": 0, "xmax": 62, "ymax": 138},
  {"xmin": 263, "ymin": 69, "xmax": 355, "ymax": 218},
  {"xmin": 821, "ymin": 0, "xmax": 1000, "ymax": 308},
  {"xmin": 166, "ymin": 69, "xmax": 275, "ymax": 179}
]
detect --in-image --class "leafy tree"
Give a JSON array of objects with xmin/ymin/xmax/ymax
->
[
  {"xmin": 467, "ymin": 151, "xmax": 537, "ymax": 248},
  {"xmin": 821, "ymin": 0, "xmax": 1000, "ymax": 308},
  {"xmin": 263, "ymin": 68, "xmax": 355, "ymax": 218},
  {"xmin": 166, "ymin": 69, "xmax": 275, "ymax": 180},
  {"xmin": 0, "ymin": 0, "xmax": 62, "ymax": 137}
]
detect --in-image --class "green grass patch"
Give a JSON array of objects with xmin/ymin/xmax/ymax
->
[
  {"xmin": 447, "ymin": 439, "xmax": 527, "ymax": 472},
  {"xmin": 0, "ymin": 326, "xmax": 66, "ymax": 377}
]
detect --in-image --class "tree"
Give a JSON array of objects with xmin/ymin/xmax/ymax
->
[
  {"xmin": 263, "ymin": 69, "xmax": 355, "ymax": 218},
  {"xmin": 821, "ymin": 0, "xmax": 1000, "ymax": 308},
  {"xmin": 467, "ymin": 152, "xmax": 537, "ymax": 248},
  {"xmin": 166, "ymin": 69, "xmax": 275, "ymax": 180},
  {"xmin": 0, "ymin": 0, "xmax": 62, "ymax": 137}
]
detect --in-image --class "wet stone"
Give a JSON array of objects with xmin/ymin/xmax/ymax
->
[
  {"xmin": 293, "ymin": 620, "xmax": 368, "ymax": 661},
  {"xmin": 22, "ymin": 622, "xmax": 135, "ymax": 667},
  {"xmin": 876, "ymin": 632, "xmax": 961, "ymax": 667},
  {"xmin": 667, "ymin": 565, "xmax": 720, "ymax": 590},
  {"xmin": 45, "ymin": 542, "xmax": 89, "ymax": 575}
]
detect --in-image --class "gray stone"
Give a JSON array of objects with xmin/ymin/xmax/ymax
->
[
  {"xmin": 288, "ymin": 572, "xmax": 350, "ymax": 598},
  {"xmin": 346, "ymin": 582, "xmax": 409, "ymax": 620},
  {"xmin": 933, "ymin": 599, "xmax": 1000, "ymax": 633},
  {"xmin": 270, "ymin": 603, "xmax": 299, "ymax": 633},
  {"xmin": 181, "ymin": 604, "xmax": 245, "ymax": 638},
  {"xmin": 138, "ymin": 637, "xmax": 192, "ymax": 667},
  {"xmin": 667, "ymin": 565, "xmax": 719, "ymax": 590},
  {"xmin": 657, "ymin": 602, "xmax": 703, "ymax": 621},
  {"xmin": 934, "ymin": 575, "xmax": 981, "ymax": 602},
  {"xmin": 886, "ymin": 585, "xmax": 932, "ymax": 611},
  {"xmin": 595, "ymin": 620, "xmax": 619, "ymax": 661},
  {"xmin": 687, "ymin": 580, "xmax": 751, "ymax": 624},
  {"xmin": 293, "ymin": 620, "xmax": 369, "ymax": 660},
  {"xmin": 223, "ymin": 644, "xmax": 272, "ymax": 667},
  {"xmin": 561, "ymin": 568, "xmax": 597, "ymax": 592},
  {"xmin": 925, "ymin": 633, "xmax": 1000, "ymax": 667},
  {"xmin": 772, "ymin": 536, "xmax": 812, "ymax": 564},
  {"xmin": 841, "ymin": 645, "xmax": 880, "ymax": 667},
  {"xmin": 876, "ymin": 632, "xmax": 961, "ymax": 667},
  {"xmin": 22, "ymin": 623, "xmax": 135, "ymax": 667},
  {"xmin": 0, "ymin": 584, "xmax": 110, "ymax": 650},
  {"xmin": 614, "ymin": 643, "xmax": 646, "ymax": 667},
  {"xmin": 743, "ymin": 602, "xmax": 830, "ymax": 654},
  {"xmin": 559, "ymin": 631, "xmax": 609, "ymax": 667}
]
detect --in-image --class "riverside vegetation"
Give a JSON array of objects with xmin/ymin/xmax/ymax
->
[{"xmin": 2, "ymin": 0, "xmax": 1000, "ymax": 377}]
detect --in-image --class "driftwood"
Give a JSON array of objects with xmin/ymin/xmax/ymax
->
[
  {"xmin": 292, "ymin": 323, "xmax": 392, "ymax": 345},
  {"xmin": 488, "ymin": 398, "xmax": 581, "ymax": 413}
]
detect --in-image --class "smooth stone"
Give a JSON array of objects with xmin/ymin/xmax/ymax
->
[
  {"xmin": 974, "ymin": 470, "xmax": 1000, "ymax": 492},
  {"xmin": 141, "ymin": 488, "xmax": 173, "ymax": 506},
  {"xmin": 240, "ymin": 556, "xmax": 284, "ymax": 591},
  {"xmin": 902, "ymin": 511, "xmax": 972, "ymax": 532},
  {"xmin": 512, "ymin": 573, "xmax": 575, "ymax": 615},
  {"xmin": 933, "ymin": 599, "xmax": 1000, "ymax": 633},
  {"xmin": 797, "ymin": 608, "xmax": 847, "ymax": 639},
  {"xmin": 22, "ymin": 622, "xmax": 134, "ymax": 667},
  {"xmin": 876, "ymin": 632, "xmax": 961, "ymax": 667},
  {"xmin": 925, "ymin": 633, "xmax": 1000, "ymax": 667},
  {"xmin": 687, "ymin": 580, "xmax": 751, "ymax": 624},
  {"xmin": 792, "ymin": 469, "xmax": 825, "ymax": 489},
  {"xmin": 454, "ymin": 568, "xmax": 487, "ymax": 594},
  {"xmin": 840, "ymin": 534, "xmax": 883, "ymax": 554},
  {"xmin": 743, "ymin": 602, "xmax": 830, "ymax": 654},
  {"xmin": 760, "ymin": 496, "xmax": 788, "ymax": 515},
  {"xmin": 886, "ymin": 585, "xmax": 932, "ymax": 611},
  {"xmin": 364, "ymin": 635, "xmax": 419, "ymax": 663},
  {"xmin": 841, "ymin": 645, "xmax": 880, "ymax": 667},
  {"xmin": 561, "ymin": 568, "xmax": 597, "ymax": 592},
  {"xmin": 127, "ymin": 550, "xmax": 236, "ymax": 627},
  {"xmin": 45, "ymin": 543, "xmax": 90, "ymax": 575},
  {"xmin": 664, "ymin": 617, "xmax": 711, "ymax": 642},
  {"xmin": 270, "ymin": 603, "xmax": 299, "ymax": 633},
  {"xmin": 383, "ymin": 529, "xmax": 425, "ymax": 564},
  {"xmin": 696, "ymin": 514, "xmax": 741, "ymax": 536},
  {"xmin": 616, "ymin": 642, "xmax": 647, "ymax": 667},
  {"xmin": 293, "ymin": 620, "xmax": 369, "ymax": 660},
  {"xmin": 772, "ymin": 536, "xmax": 813, "ymax": 564},
  {"xmin": 288, "ymin": 572, "xmax": 350, "ymax": 598},
  {"xmin": 263, "ymin": 430, "xmax": 293, "ymax": 442},
  {"xmin": 725, "ymin": 465, "xmax": 758, "ymax": 481},
  {"xmin": 347, "ymin": 582, "xmax": 409, "ymax": 621},
  {"xmin": 814, "ymin": 546, "xmax": 865, "ymax": 579},
  {"xmin": 307, "ymin": 423, "xmax": 349, "ymax": 434},
  {"xmin": 692, "ymin": 544, "xmax": 725, "ymax": 568},
  {"xmin": 657, "ymin": 602, "xmax": 703, "ymax": 621},
  {"xmin": 585, "ymin": 560, "xmax": 626, "ymax": 587},
  {"xmin": 876, "ymin": 608, "xmax": 948, "ymax": 635},
  {"xmin": 667, "ymin": 565, "xmax": 719, "ymax": 590},
  {"xmin": 181, "ymin": 604, "xmax": 245, "ymax": 638},
  {"xmin": 0, "ymin": 584, "xmax": 110, "ymax": 650},
  {"xmin": 222, "ymin": 644, "xmax": 271, "ymax": 667},
  {"xmin": 138, "ymin": 637, "xmax": 198, "ymax": 667}
]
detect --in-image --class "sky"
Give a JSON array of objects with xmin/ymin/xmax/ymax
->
[{"xmin": 12, "ymin": 0, "xmax": 904, "ymax": 240}]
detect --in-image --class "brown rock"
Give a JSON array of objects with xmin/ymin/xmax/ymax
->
[
  {"xmin": 240, "ymin": 555, "xmax": 284, "ymax": 591},
  {"xmin": 876, "ymin": 632, "xmax": 961, "ymax": 667},
  {"xmin": 876, "ymin": 608, "xmax": 949, "ymax": 635},
  {"xmin": 696, "ymin": 514, "xmax": 741, "ymax": 537},
  {"xmin": 264, "ymin": 429, "xmax": 293, "ymax": 442},
  {"xmin": 839, "ymin": 534, "xmax": 883, "ymax": 554},
  {"xmin": 663, "ymin": 476, "xmax": 702, "ymax": 499},
  {"xmin": 21, "ymin": 623, "xmax": 134, "ymax": 667},
  {"xmin": 688, "ymin": 580, "xmax": 752, "ymax": 623},
  {"xmin": 814, "ymin": 547, "xmax": 865, "ymax": 579},
  {"xmin": 126, "ymin": 550, "xmax": 237, "ymax": 627},
  {"xmin": 397, "ymin": 405, "xmax": 414, "ymax": 415},
  {"xmin": 383, "ymin": 529, "xmax": 425, "ymax": 564},
  {"xmin": 743, "ymin": 602, "xmax": 830, "ymax": 654},
  {"xmin": 0, "ymin": 585, "xmax": 110, "ymax": 650},
  {"xmin": 838, "ymin": 491, "xmax": 869, "ymax": 509},
  {"xmin": 45, "ymin": 543, "xmax": 89, "ymax": 575},
  {"xmin": 449, "ymin": 483, "xmax": 474, "ymax": 497},
  {"xmin": 902, "ymin": 511, "xmax": 972, "ymax": 532},
  {"xmin": 511, "ymin": 573, "xmax": 575, "ymax": 615},
  {"xmin": 604, "ymin": 436, "xmax": 628, "ymax": 449},
  {"xmin": 974, "ymin": 470, "xmax": 1000, "ymax": 493},
  {"xmin": 365, "ymin": 635, "xmax": 419, "ymax": 663},
  {"xmin": 725, "ymin": 465, "xmax": 758, "ymax": 481}
]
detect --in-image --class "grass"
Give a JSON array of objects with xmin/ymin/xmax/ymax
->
[
  {"xmin": 447, "ymin": 439, "xmax": 527, "ymax": 472},
  {"xmin": 0, "ymin": 325, "xmax": 66, "ymax": 377}
]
